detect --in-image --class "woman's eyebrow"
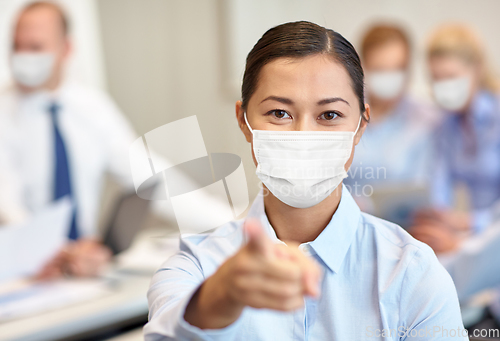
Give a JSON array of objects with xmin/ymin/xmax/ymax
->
[
  {"xmin": 317, "ymin": 97, "xmax": 350, "ymax": 106},
  {"xmin": 259, "ymin": 96, "xmax": 350, "ymax": 106},
  {"xmin": 260, "ymin": 96, "xmax": 294, "ymax": 105}
]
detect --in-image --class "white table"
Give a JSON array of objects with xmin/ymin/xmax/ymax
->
[
  {"xmin": 0, "ymin": 228, "xmax": 180, "ymax": 341},
  {"xmin": 0, "ymin": 228, "xmax": 178, "ymax": 341},
  {"xmin": 0, "ymin": 273, "xmax": 151, "ymax": 341}
]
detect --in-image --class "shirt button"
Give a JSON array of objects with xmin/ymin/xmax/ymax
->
[{"xmin": 299, "ymin": 244, "xmax": 310, "ymax": 255}]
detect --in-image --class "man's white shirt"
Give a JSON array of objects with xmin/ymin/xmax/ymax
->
[{"xmin": 0, "ymin": 81, "xmax": 136, "ymax": 236}]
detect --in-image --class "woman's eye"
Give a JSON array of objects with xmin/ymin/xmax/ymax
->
[
  {"xmin": 320, "ymin": 112, "xmax": 339, "ymax": 120},
  {"xmin": 270, "ymin": 110, "xmax": 291, "ymax": 119}
]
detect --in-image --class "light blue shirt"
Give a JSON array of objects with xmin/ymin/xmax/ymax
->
[
  {"xmin": 346, "ymin": 96, "xmax": 440, "ymax": 188},
  {"xmin": 431, "ymin": 90, "xmax": 500, "ymax": 232},
  {"xmin": 144, "ymin": 185, "xmax": 466, "ymax": 341}
]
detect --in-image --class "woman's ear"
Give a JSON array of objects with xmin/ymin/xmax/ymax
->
[
  {"xmin": 354, "ymin": 104, "xmax": 370, "ymax": 146},
  {"xmin": 236, "ymin": 100, "xmax": 252, "ymax": 143}
]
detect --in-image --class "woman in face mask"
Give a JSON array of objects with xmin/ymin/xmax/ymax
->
[
  {"xmin": 411, "ymin": 24, "xmax": 500, "ymax": 252},
  {"xmin": 144, "ymin": 21, "xmax": 466, "ymax": 341},
  {"xmin": 345, "ymin": 24, "xmax": 441, "ymax": 214}
]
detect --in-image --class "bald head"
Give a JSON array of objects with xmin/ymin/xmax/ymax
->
[
  {"xmin": 11, "ymin": 1, "xmax": 71, "ymax": 91},
  {"xmin": 13, "ymin": 2, "xmax": 69, "ymax": 51}
]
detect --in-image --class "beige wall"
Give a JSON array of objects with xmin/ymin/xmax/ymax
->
[
  {"xmin": 97, "ymin": 0, "xmax": 500, "ymax": 207},
  {"xmin": 97, "ymin": 0, "xmax": 261, "ymax": 203}
]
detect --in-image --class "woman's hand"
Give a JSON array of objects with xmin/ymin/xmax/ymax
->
[{"xmin": 184, "ymin": 218, "xmax": 322, "ymax": 330}]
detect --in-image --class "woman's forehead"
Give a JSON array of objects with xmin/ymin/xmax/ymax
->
[
  {"xmin": 429, "ymin": 54, "xmax": 476, "ymax": 76},
  {"xmin": 251, "ymin": 55, "xmax": 357, "ymax": 105}
]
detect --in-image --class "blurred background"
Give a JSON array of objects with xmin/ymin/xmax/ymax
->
[
  {"xmin": 1, "ymin": 0, "xmax": 500, "ymax": 340},
  {"xmin": 2, "ymin": 0, "xmax": 499, "ymax": 203}
]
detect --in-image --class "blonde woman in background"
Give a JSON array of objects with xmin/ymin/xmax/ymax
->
[
  {"xmin": 412, "ymin": 24, "xmax": 500, "ymax": 251},
  {"xmin": 411, "ymin": 24, "xmax": 500, "ymax": 334}
]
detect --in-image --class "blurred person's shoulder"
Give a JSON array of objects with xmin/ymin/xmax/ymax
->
[
  {"xmin": 0, "ymin": 84, "xmax": 19, "ymax": 114},
  {"xmin": 0, "ymin": 83, "xmax": 18, "ymax": 98},
  {"xmin": 0, "ymin": 85, "xmax": 20, "ymax": 135},
  {"xmin": 59, "ymin": 81, "xmax": 119, "ymax": 113},
  {"xmin": 58, "ymin": 81, "xmax": 133, "ymax": 132}
]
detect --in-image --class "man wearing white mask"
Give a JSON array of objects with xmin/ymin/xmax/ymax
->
[
  {"xmin": 0, "ymin": 1, "xmax": 137, "ymax": 277},
  {"xmin": 345, "ymin": 24, "xmax": 440, "ymax": 213}
]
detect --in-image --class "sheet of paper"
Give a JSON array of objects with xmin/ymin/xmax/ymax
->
[
  {"xmin": 0, "ymin": 198, "xmax": 72, "ymax": 282},
  {"xmin": 0, "ymin": 278, "xmax": 112, "ymax": 321}
]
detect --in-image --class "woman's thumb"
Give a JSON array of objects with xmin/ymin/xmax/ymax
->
[{"xmin": 244, "ymin": 218, "xmax": 273, "ymax": 258}]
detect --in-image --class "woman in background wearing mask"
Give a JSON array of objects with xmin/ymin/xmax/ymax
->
[
  {"xmin": 412, "ymin": 24, "xmax": 500, "ymax": 252},
  {"xmin": 345, "ymin": 24, "xmax": 440, "ymax": 215},
  {"xmin": 144, "ymin": 21, "xmax": 465, "ymax": 341}
]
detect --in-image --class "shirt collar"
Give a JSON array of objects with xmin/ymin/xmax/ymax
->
[
  {"xmin": 17, "ymin": 80, "xmax": 71, "ymax": 107},
  {"xmin": 309, "ymin": 185, "xmax": 361, "ymax": 273},
  {"xmin": 246, "ymin": 184, "xmax": 361, "ymax": 273}
]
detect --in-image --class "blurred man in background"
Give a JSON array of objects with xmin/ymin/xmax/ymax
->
[{"xmin": 0, "ymin": 1, "xmax": 137, "ymax": 278}]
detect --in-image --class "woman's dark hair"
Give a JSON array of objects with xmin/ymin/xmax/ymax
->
[{"xmin": 241, "ymin": 21, "xmax": 367, "ymax": 120}]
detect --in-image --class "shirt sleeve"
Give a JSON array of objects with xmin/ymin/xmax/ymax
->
[
  {"xmin": 143, "ymin": 239, "xmax": 243, "ymax": 341},
  {"xmin": 399, "ymin": 244, "xmax": 467, "ymax": 340}
]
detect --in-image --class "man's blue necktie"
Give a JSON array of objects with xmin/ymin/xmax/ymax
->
[{"xmin": 49, "ymin": 102, "xmax": 79, "ymax": 240}]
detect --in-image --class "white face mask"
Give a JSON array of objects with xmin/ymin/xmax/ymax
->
[
  {"xmin": 11, "ymin": 52, "xmax": 55, "ymax": 88},
  {"xmin": 245, "ymin": 113, "xmax": 361, "ymax": 208},
  {"xmin": 432, "ymin": 76, "xmax": 471, "ymax": 111},
  {"xmin": 366, "ymin": 70, "xmax": 406, "ymax": 100}
]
